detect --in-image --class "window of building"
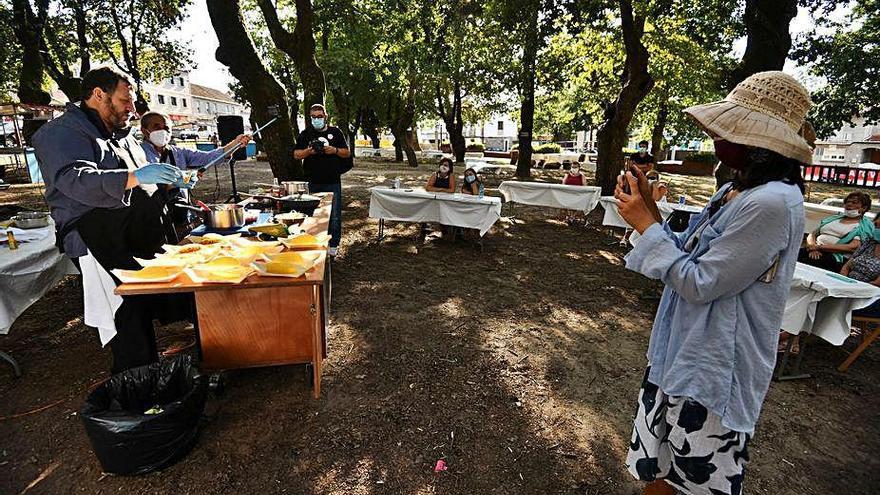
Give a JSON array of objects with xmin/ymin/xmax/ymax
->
[
  {"xmin": 182, "ymin": 98, "xmax": 187, "ymax": 108},
  {"xmin": 497, "ymin": 120, "xmax": 504, "ymax": 131},
  {"xmin": 157, "ymin": 94, "xmax": 165, "ymax": 105},
  {"xmin": 170, "ymin": 96, "xmax": 177, "ymax": 106},
  {"xmin": 179, "ymin": 77, "xmax": 185, "ymax": 86}
]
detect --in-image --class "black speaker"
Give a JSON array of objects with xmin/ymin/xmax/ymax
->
[{"xmin": 216, "ymin": 115, "xmax": 246, "ymax": 160}]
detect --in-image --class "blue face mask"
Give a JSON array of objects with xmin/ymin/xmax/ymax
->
[
  {"xmin": 311, "ymin": 117, "xmax": 325, "ymax": 129},
  {"xmin": 466, "ymin": 175, "xmax": 476, "ymax": 183}
]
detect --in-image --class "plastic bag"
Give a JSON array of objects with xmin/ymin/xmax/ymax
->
[{"xmin": 80, "ymin": 354, "xmax": 208, "ymax": 475}]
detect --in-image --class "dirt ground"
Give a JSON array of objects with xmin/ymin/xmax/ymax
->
[{"xmin": 1, "ymin": 157, "xmax": 878, "ymax": 494}]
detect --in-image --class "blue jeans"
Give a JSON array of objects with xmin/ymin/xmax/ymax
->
[{"xmin": 309, "ymin": 182, "xmax": 342, "ymax": 248}]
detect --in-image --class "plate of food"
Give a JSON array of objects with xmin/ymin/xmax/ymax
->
[
  {"xmin": 279, "ymin": 233, "xmax": 332, "ymax": 250},
  {"xmin": 185, "ymin": 264, "xmax": 255, "ymax": 284},
  {"xmin": 187, "ymin": 233, "xmax": 241, "ymax": 246},
  {"xmin": 133, "ymin": 256, "xmax": 188, "ymax": 268},
  {"xmin": 112, "ymin": 266, "xmax": 183, "ymax": 284},
  {"xmin": 252, "ymin": 250, "xmax": 322, "ymax": 278}
]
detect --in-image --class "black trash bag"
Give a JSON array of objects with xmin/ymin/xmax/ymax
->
[{"xmin": 80, "ymin": 355, "xmax": 208, "ymax": 475}]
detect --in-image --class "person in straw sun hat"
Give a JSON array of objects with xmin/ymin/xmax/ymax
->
[{"xmin": 613, "ymin": 71, "xmax": 811, "ymax": 495}]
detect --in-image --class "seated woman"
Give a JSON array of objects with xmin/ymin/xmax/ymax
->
[
  {"xmin": 798, "ymin": 192, "xmax": 873, "ymax": 272},
  {"xmin": 783, "ymin": 214, "xmax": 880, "ymax": 354},
  {"xmin": 461, "ymin": 168, "xmax": 482, "ymax": 195},
  {"xmin": 562, "ymin": 164, "xmax": 585, "ymax": 185},
  {"xmin": 426, "ymin": 158, "xmax": 456, "ymax": 193}
]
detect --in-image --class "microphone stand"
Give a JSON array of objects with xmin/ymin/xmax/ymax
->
[
  {"xmin": 225, "ymin": 153, "xmax": 242, "ymax": 203},
  {"xmin": 202, "ymin": 117, "xmax": 277, "ymax": 204}
]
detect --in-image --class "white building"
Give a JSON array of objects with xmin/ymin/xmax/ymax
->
[
  {"xmin": 142, "ymin": 70, "xmax": 250, "ymax": 136},
  {"xmin": 813, "ymin": 118, "xmax": 880, "ymax": 167},
  {"xmin": 417, "ymin": 113, "xmax": 519, "ymax": 151}
]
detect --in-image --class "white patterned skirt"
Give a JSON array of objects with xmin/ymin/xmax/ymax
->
[{"xmin": 626, "ymin": 368, "xmax": 751, "ymax": 495}]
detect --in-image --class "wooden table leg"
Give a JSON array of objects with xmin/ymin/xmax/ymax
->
[
  {"xmin": 838, "ymin": 326, "xmax": 880, "ymax": 372},
  {"xmin": 311, "ymin": 285, "xmax": 323, "ymax": 398}
]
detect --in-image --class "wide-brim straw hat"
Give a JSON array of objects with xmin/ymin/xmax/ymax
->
[{"xmin": 684, "ymin": 71, "xmax": 813, "ymax": 164}]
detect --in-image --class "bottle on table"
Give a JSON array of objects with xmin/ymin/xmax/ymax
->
[
  {"xmin": 7, "ymin": 231, "xmax": 18, "ymax": 250},
  {"xmin": 393, "ymin": 178, "xmax": 401, "ymax": 189},
  {"xmin": 478, "ymin": 183, "xmax": 485, "ymax": 199},
  {"xmin": 678, "ymin": 195, "xmax": 686, "ymax": 205}
]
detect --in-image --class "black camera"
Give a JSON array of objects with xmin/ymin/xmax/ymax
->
[{"xmin": 309, "ymin": 139, "xmax": 325, "ymax": 154}]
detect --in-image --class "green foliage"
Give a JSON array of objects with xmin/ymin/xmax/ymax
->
[
  {"xmin": 534, "ymin": 143, "xmax": 561, "ymax": 153},
  {"xmin": 794, "ymin": 0, "xmax": 880, "ymax": 138},
  {"xmin": 85, "ymin": 0, "xmax": 193, "ymax": 89},
  {"xmin": 466, "ymin": 142, "xmax": 485, "ymax": 152},
  {"xmin": 0, "ymin": 4, "xmax": 21, "ymax": 100},
  {"xmin": 685, "ymin": 151, "xmax": 718, "ymax": 164}
]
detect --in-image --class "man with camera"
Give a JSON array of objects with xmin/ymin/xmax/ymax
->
[{"xmin": 293, "ymin": 104, "xmax": 352, "ymax": 256}]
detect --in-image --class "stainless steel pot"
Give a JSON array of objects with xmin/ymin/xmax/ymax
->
[
  {"xmin": 281, "ymin": 181, "xmax": 309, "ymax": 195},
  {"xmin": 12, "ymin": 211, "xmax": 50, "ymax": 229},
  {"xmin": 205, "ymin": 204, "xmax": 245, "ymax": 229}
]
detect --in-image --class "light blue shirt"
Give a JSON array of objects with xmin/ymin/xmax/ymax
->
[
  {"xmin": 141, "ymin": 142, "xmax": 226, "ymax": 170},
  {"xmin": 625, "ymin": 181, "xmax": 804, "ymax": 433}
]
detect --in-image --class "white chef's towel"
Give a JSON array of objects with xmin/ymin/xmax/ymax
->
[
  {"xmin": 79, "ymin": 251, "xmax": 123, "ymax": 346},
  {"xmin": 2, "ymin": 226, "xmax": 52, "ymax": 243}
]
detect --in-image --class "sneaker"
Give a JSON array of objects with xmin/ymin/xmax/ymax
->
[{"xmin": 328, "ymin": 247, "xmax": 338, "ymax": 257}]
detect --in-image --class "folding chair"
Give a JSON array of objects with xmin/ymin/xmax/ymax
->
[{"xmin": 838, "ymin": 316, "xmax": 880, "ymax": 372}]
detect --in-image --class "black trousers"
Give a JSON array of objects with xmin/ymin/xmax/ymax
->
[{"xmin": 76, "ymin": 189, "xmax": 191, "ymax": 373}]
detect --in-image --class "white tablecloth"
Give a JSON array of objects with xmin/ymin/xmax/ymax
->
[
  {"xmin": 369, "ymin": 187, "xmax": 502, "ymax": 236},
  {"xmin": 598, "ymin": 196, "xmax": 702, "ymax": 229},
  {"xmin": 0, "ymin": 223, "xmax": 78, "ymax": 334},
  {"xmin": 782, "ymin": 262, "xmax": 880, "ymax": 345},
  {"xmin": 804, "ymin": 202, "xmax": 875, "ymax": 234},
  {"xmin": 499, "ymin": 181, "xmax": 602, "ymax": 212}
]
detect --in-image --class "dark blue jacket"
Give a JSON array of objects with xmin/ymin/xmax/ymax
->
[{"xmin": 32, "ymin": 103, "xmax": 146, "ymax": 257}]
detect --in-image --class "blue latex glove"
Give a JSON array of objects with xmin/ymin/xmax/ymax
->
[
  {"xmin": 133, "ymin": 163, "xmax": 182, "ymax": 185},
  {"xmin": 173, "ymin": 171, "xmax": 198, "ymax": 189}
]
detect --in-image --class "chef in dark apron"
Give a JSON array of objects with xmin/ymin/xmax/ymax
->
[{"xmin": 32, "ymin": 67, "xmax": 193, "ymax": 373}]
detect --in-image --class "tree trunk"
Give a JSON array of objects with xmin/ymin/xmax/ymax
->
[
  {"xmin": 650, "ymin": 97, "xmax": 668, "ymax": 159},
  {"xmin": 208, "ymin": 0, "xmax": 300, "ymax": 180},
  {"xmin": 436, "ymin": 80, "xmax": 466, "ymax": 163},
  {"xmin": 408, "ymin": 126, "xmax": 421, "ymax": 152},
  {"xmin": 11, "ymin": 0, "xmax": 51, "ymax": 106},
  {"xmin": 360, "ymin": 108, "xmax": 381, "ymax": 149},
  {"xmin": 515, "ymin": 4, "xmax": 539, "ymax": 179},
  {"xmin": 393, "ymin": 136, "xmax": 403, "ymax": 161},
  {"xmin": 716, "ymin": 0, "xmax": 798, "ymax": 189},
  {"xmin": 388, "ymin": 89, "xmax": 417, "ymax": 167},
  {"xmin": 256, "ymin": 0, "xmax": 326, "ymax": 117},
  {"xmin": 729, "ymin": 0, "xmax": 798, "ymax": 90},
  {"xmin": 594, "ymin": 0, "xmax": 654, "ymax": 194}
]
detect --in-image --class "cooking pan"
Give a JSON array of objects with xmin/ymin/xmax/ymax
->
[{"xmin": 177, "ymin": 203, "xmax": 245, "ymax": 230}]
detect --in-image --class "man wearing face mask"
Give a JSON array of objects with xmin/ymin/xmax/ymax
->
[
  {"xmin": 629, "ymin": 140, "xmax": 656, "ymax": 177},
  {"xmin": 140, "ymin": 112, "xmax": 251, "ymax": 173},
  {"xmin": 140, "ymin": 111, "xmax": 251, "ymax": 238},
  {"xmin": 32, "ymin": 67, "xmax": 193, "ymax": 373},
  {"xmin": 293, "ymin": 104, "xmax": 353, "ymax": 257}
]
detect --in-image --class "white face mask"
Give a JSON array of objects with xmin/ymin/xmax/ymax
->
[
  {"xmin": 844, "ymin": 208, "xmax": 861, "ymax": 218},
  {"xmin": 570, "ymin": 168, "xmax": 580, "ymax": 175},
  {"xmin": 439, "ymin": 166, "xmax": 450, "ymax": 174},
  {"xmin": 148, "ymin": 129, "xmax": 171, "ymax": 147}
]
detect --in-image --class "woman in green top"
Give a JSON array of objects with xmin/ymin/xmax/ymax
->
[{"xmin": 798, "ymin": 191, "xmax": 873, "ymax": 272}]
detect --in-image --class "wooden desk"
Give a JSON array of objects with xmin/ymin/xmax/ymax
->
[{"xmin": 115, "ymin": 194, "xmax": 333, "ymax": 398}]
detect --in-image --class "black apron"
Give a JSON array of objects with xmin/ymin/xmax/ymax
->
[{"xmin": 74, "ymin": 138, "xmax": 190, "ymax": 373}]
